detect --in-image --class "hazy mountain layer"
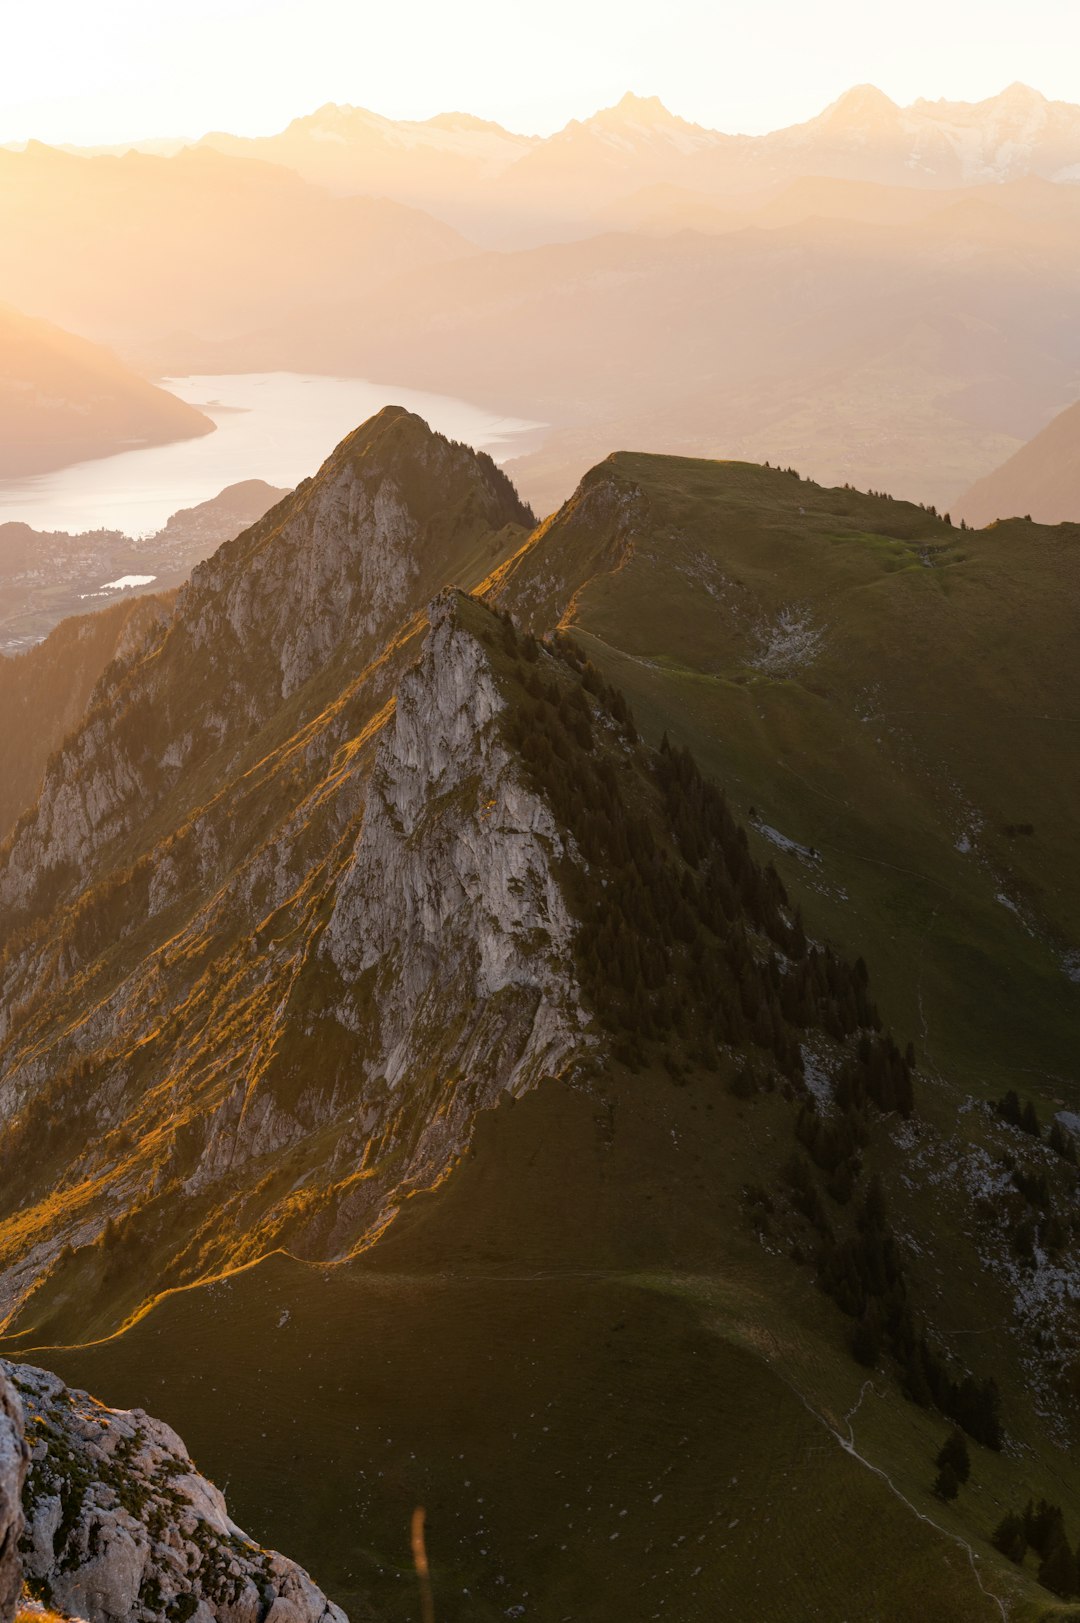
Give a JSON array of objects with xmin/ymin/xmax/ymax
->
[
  {"xmin": 0, "ymin": 145, "xmax": 472, "ymax": 352},
  {"xmin": 0, "ymin": 305, "xmax": 212, "ymax": 477},
  {"xmin": 207, "ymin": 196, "xmax": 1079, "ymax": 514},
  {"xmin": 958, "ymin": 397, "xmax": 1080, "ymax": 526},
  {"xmin": 8, "ymin": 91, "xmax": 1080, "ymax": 517},
  {"xmin": 202, "ymin": 104, "xmax": 536, "ymax": 243},
  {"xmin": 195, "ymin": 85, "xmax": 1080, "ymax": 244}
]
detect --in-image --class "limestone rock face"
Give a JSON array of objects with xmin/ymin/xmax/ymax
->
[
  {"xmin": 0, "ymin": 410, "xmax": 567, "ymax": 1340},
  {"xmin": 0, "ymin": 1369, "xmax": 26, "ymax": 1623},
  {"xmin": 0, "ymin": 409, "xmax": 528, "ymax": 927},
  {"xmin": 323, "ymin": 588, "xmax": 595, "ymax": 1199},
  {"xmin": 6, "ymin": 1360, "xmax": 346, "ymax": 1623}
]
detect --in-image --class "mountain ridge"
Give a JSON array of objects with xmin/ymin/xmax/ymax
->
[
  {"xmin": 188, "ymin": 81, "xmax": 1080, "ymax": 244},
  {"xmin": 3, "ymin": 412, "xmax": 1080, "ymax": 1621},
  {"xmin": 0, "ymin": 412, "xmax": 547, "ymax": 1343},
  {"xmin": 0, "ymin": 145, "xmax": 473, "ymax": 351}
]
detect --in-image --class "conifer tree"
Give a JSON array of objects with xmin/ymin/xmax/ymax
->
[
  {"xmin": 1039, "ymin": 1536, "xmax": 1079, "ymax": 1600},
  {"xmin": 935, "ymin": 1428, "xmax": 970, "ymax": 1485},
  {"xmin": 991, "ymin": 1513, "xmax": 1026, "ymax": 1564},
  {"xmin": 1024, "ymin": 1498, "xmax": 1066, "ymax": 1557},
  {"xmin": 997, "ymin": 1089, "xmax": 1023, "ymax": 1128}
]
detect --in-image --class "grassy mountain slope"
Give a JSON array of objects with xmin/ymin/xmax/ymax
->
[
  {"xmin": 958, "ymin": 400, "xmax": 1080, "ymax": 527},
  {"xmin": 0, "ymin": 304, "xmax": 212, "ymax": 476},
  {"xmin": 489, "ymin": 454, "xmax": 1080, "ymax": 1096}
]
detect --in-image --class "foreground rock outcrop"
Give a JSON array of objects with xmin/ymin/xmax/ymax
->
[
  {"xmin": 4, "ymin": 1360, "xmax": 346, "ymax": 1623},
  {"xmin": 0, "ymin": 1369, "xmax": 25, "ymax": 1623}
]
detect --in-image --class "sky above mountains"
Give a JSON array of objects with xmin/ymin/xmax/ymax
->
[{"xmin": 6, "ymin": 0, "xmax": 1079, "ymax": 145}]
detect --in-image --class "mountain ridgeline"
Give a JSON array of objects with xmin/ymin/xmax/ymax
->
[{"xmin": 2, "ymin": 409, "xmax": 1079, "ymax": 1621}]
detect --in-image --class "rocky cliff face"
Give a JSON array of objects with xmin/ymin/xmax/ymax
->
[
  {"xmin": 0, "ymin": 414, "xmax": 591, "ymax": 1342},
  {"xmin": 0, "ymin": 1370, "xmax": 25, "ymax": 1623},
  {"xmin": 0, "ymin": 407, "xmax": 531, "ymax": 929},
  {"xmin": 321, "ymin": 590, "xmax": 593, "ymax": 1202},
  {"xmin": 5, "ymin": 1360, "xmax": 345, "ymax": 1623}
]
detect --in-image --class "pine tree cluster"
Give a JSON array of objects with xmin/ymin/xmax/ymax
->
[
  {"xmin": 993, "ymin": 1499, "xmax": 1080, "ymax": 1600},
  {"xmin": 798, "ymin": 1167, "xmax": 1003, "ymax": 1448},
  {"xmin": 495, "ymin": 611, "xmax": 913, "ymax": 1104},
  {"xmin": 932, "ymin": 1427, "xmax": 971, "ymax": 1500}
]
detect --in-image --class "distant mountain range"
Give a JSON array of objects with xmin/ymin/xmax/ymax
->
[
  {"xmin": 0, "ymin": 303, "xmax": 212, "ymax": 476},
  {"xmin": 193, "ymin": 85, "xmax": 1080, "ymax": 243}
]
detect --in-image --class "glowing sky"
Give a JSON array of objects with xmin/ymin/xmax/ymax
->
[{"xmin": 5, "ymin": 0, "xmax": 1079, "ymax": 145}]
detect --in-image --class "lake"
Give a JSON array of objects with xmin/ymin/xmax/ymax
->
[{"xmin": 0, "ymin": 374, "xmax": 545, "ymax": 536}]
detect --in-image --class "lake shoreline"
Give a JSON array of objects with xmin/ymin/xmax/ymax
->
[{"xmin": 0, "ymin": 372, "xmax": 546, "ymax": 537}]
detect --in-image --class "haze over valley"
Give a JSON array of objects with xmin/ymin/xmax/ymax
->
[{"xmin": 3, "ymin": 79, "xmax": 1080, "ymax": 564}]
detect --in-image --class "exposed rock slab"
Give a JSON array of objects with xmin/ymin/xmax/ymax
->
[
  {"xmin": 0, "ymin": 1369, "xmax": 26, "ymax": 1623},
  {"xmin": 5, "ymin": 1361, "xmax": 346, "ymax": 1623}
]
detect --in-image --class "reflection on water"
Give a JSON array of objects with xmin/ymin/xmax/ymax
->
[{"xmin": 0, "ymin": 373, "xmax": 545, "ymax": 536}]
